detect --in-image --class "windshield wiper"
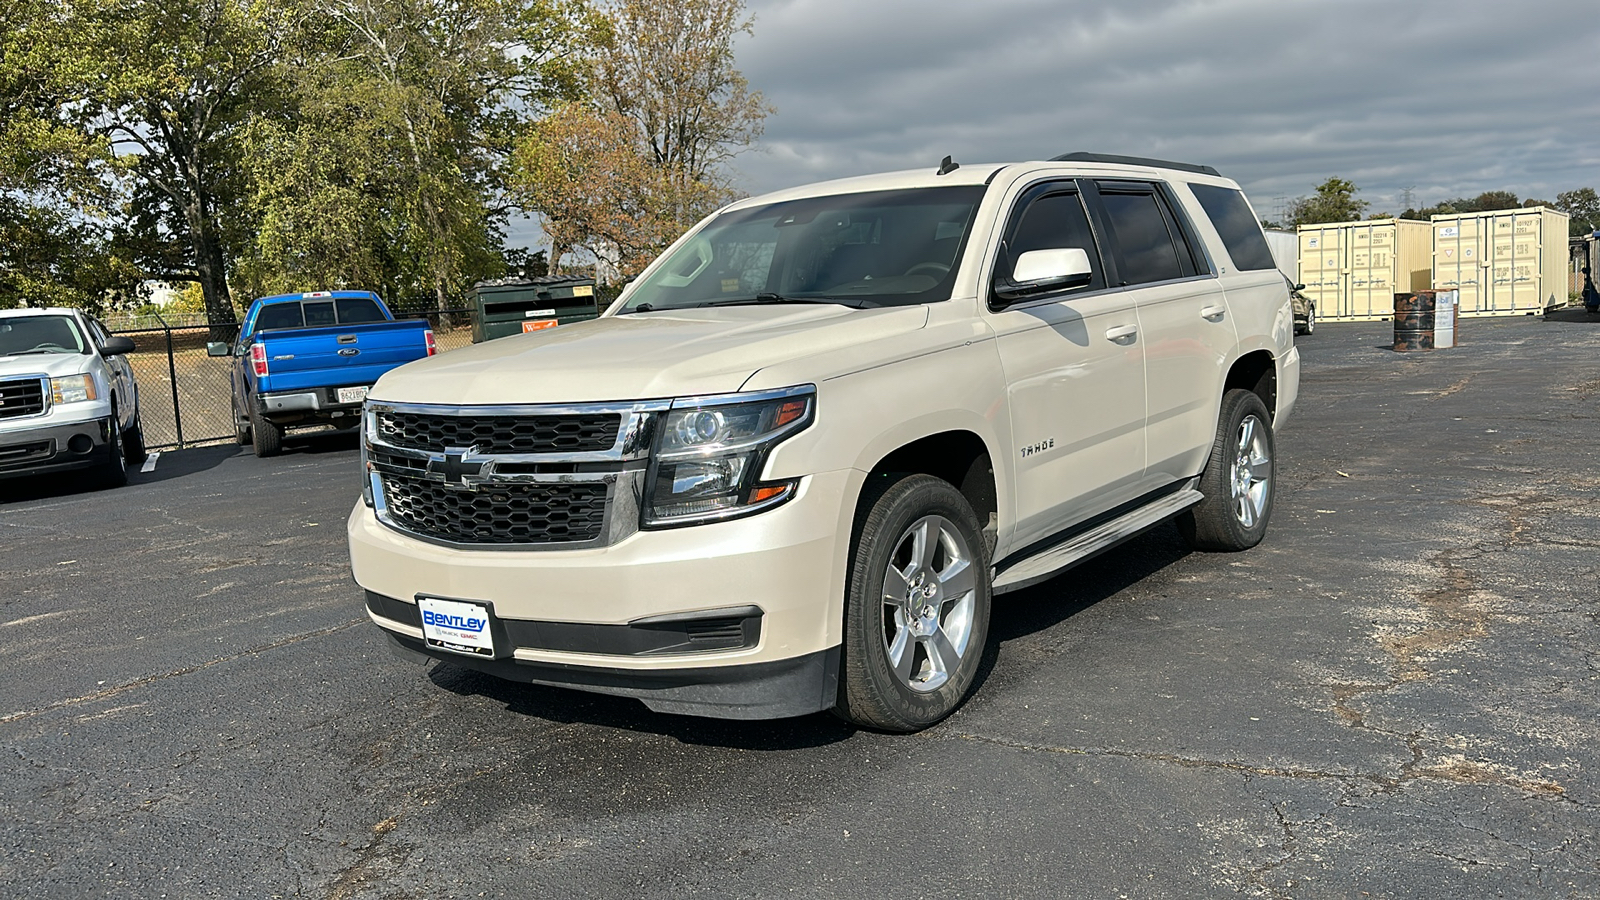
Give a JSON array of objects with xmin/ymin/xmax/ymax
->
[{"xmin": 697, "ymin": 293, "xmax": 858, "ymax": 309}]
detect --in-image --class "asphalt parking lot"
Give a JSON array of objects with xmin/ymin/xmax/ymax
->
[{"xmin": 2, "ymin": 314, "xmax": 1597, "ymax": 899}]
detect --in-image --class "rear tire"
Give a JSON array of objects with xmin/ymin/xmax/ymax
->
[
  {"xmin": 250, "ymin": 406, "xmax": 283, "ymax": 458},
  {"xmin": 835, "ymin": 474, "xmax": 991, "ymax": 733},
  {"xmin": 1178, "ymin": 389, "xmax": 1275, "ymax": 552}
]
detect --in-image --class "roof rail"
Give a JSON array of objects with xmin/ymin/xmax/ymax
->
[{"xmin": 1048, "ymin": 152, "xmax": 1219, "ymax": 177}]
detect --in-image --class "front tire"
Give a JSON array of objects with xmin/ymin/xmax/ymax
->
[
  {"xmin": 233, "ymin": 397, "xmax": 251, "ymax": 445},
  {"xmin": 98, "ymin": 413, "xmax": 128, "ymax": 488},
  {"xmin": 122, "ymin": 408, "xmax": 147, "ymax": 465},
  {"xmin": 1302, "ymin": 306, "xmax": 1315, "ymax": 335},
  {"xmin": 836, "ymin": 474, "xmax": 991, "ymax": 733},
  {"xmin": 1179, "ymin": 389, "xmax": 1275, "ymax": 551}
]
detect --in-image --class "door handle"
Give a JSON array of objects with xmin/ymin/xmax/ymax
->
[
  {"xmin": 1104, "ymin": 324, "xmax": 1138, "ymax": 343},
  {"xmin": 1200, "ymin": 305, "xmax": 1226, "ymax": 320}
]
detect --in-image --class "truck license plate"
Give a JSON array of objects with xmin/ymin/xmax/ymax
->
[
  {"xmin": 417, "ymin": 597, "xmax": 495, "ymax": 657},
  {"xmin": 337, "ymin": 386, "xmax": 368, "ymax": 404},
  {"xmin": 522, "ymin": 320, "xmax": 558, "ymax": 333}
]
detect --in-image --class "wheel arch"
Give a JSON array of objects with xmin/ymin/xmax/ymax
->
[
  {"xmin": 861, "ymin": 429, "xmax": 998, "ymax": 555},
  {"xmin": 1224, "ymin": 349, "xmax": 1277, "ymax": 421}
]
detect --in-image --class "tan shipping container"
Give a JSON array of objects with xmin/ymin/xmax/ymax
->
[
  {"xmin": 1432, "ymin": 207, "xmax": 1569, "ymax": 316},
  {"xmin": 1296, "ymin": 220, "xmax": 1432, "ymax": 321}
]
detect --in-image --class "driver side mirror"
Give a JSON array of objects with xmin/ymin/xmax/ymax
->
[
  {"xmin": 994, "ymin": 247, "xmax": 1094, "ymax": 303},
  {"xmin": 100, "ymin": 336, "xmax": 136, "ymax": 356},
  {"xmin": 206, "ymin": 341, "xmax": 232, "ymax": 357}
]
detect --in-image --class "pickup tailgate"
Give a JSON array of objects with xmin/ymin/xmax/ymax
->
[{"xmin": 255, "ymin": 319, "xmax": 431, "ymax": 394}]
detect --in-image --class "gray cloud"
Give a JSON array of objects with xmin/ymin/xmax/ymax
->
[{"xmin": 729, "ymin": 0, "xmax": 1600, "ymax": 216}]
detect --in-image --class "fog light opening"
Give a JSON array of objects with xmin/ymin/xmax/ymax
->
[{"xmin": 68, "ymin": 434, "xmax": 94, "ymax": 454}]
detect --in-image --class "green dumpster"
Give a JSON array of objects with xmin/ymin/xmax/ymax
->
[{"xmin": 470, "ymin": 275, "xmax": 601, "ymax": 343}]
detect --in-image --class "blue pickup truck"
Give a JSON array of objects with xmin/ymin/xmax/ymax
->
[{"xmin": 209, "ymin": 291, "xmax": 435, "ymax": 457}]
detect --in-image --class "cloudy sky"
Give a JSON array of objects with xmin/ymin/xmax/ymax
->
[
  {"xmin": 508, "ymin": 0, "xmax": 1598, "ymax": 247},
  {"xmin": 729, "ymin": 0, "xmax": 1599, "ymax": 220}
]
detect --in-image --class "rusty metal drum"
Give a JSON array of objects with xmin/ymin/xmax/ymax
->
[{"xmin": 1393, "ymin": 291, "xmax": 1437, "ymax": 351}]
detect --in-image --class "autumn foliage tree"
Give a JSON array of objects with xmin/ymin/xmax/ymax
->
[{"xmin": 509, "ymin": 0, "xmax": 771, "ymax": 279}]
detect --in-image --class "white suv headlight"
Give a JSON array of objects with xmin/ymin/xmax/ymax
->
[
  {"xmin": 643, "ymin": 386, "xmax": 815, "ymax": 527},
  {"xmin": 50, "ymin": 374, "xmax": 99, "ymax": 404}
]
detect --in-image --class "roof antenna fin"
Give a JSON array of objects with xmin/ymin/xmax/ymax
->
[{"xmin": 937, "ymin": 155, "xmax": 960, "ymax": 176}]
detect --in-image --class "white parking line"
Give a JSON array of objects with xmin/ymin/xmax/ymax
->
[{"xmin": 140, "ymin": 451, "xmax": 161, "ymax": 473}]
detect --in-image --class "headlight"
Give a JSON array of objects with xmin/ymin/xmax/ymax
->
[
  {"xmin": 50, "ymin": 374, "xmax": 99, "ymax": 404},
  {"xmin": 643, "ymin": 386, "xmax": 815, "ymax": 527}
]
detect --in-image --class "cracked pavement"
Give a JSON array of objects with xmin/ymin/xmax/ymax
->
[{"xmin": 1, "ymin": 316, "xmax": 1596, "ymax": 898}]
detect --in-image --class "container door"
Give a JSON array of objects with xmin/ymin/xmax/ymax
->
[
  {"xmin": 1487, "ymin": 211, "xmax": 1542, "ymax": 313},
  {"xmin": 1347, "ymin": 223, "xmax": 1398, "ymax": 319},
  {"xmin": 1299, "ymin": 226, "xmax": 1344, "ymax": 318},
  {"xmin": 1435, "ymin": 216, "xmax": 1484, "ymax": 314}
]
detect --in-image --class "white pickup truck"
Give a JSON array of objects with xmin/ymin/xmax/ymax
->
[
  {"xmin": 0, "ymin": 307, "xmax": 146, "ymax": 489},
  {"xmin": 347, "ymin": 153, "xmax": 1300, "ymax": 731}
]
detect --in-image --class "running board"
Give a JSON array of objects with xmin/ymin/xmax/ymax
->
[{"xmin": 990, "ymin": 487, "xmax": 1204, "ymax": 595}]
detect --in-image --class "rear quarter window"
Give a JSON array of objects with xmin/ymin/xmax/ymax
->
[{"xmin": 1190, "ymin": 184, "xmax": 1276, "ymax": 271}]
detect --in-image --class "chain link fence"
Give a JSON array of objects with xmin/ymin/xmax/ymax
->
[{"xmin": 111, "ymin": 307, "xmax": 475, "ymax": 451}]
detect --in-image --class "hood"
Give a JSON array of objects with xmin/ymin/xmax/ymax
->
[
  {"xmin": 372, "ymin": 304, "xmax": 930, "ymax": 405},
  {"xmin": 0, "ymin": 351, "xmax": 95, "ymax": 380}
]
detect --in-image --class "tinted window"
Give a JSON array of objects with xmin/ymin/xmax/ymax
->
[
  {"xmin": 335, "ymin": 297, "xmax": 387, "ymax": 324},
  {"xmin": 1097, "ymin": 190, "xmax": 1185, "ymax": 285},
  {"xmin": 303, "ymin": 302, "xmax": 336, "ymax": 327},
  {"xmin": 255, "ymin": 304, "xmax": 305, "ymax": 331},
  {"xmin": 1190, "ymin": 184, "xmax": 1276, "ymax": 271},
  {"xmin": 0, "ymin": 315, "xmax": 87, "ymax": 354},
  {"xmin": 621, "ymin": 186, "xmax": 985, "ymax": 311},
  {"xmin": 1005, "ymin": 189, "xmax": 1104, "ymax": 292}
]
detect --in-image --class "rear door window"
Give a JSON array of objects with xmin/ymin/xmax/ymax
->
[
  {"xmin": 1189, "ymin": 184, "xmax": 1277, "ymax": 271},
  {"xmin": 1093, "ymin": 184, "xmax": 1193, "ymax": 286}
]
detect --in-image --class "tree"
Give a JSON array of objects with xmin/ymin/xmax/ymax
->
[
  {"xmin": 1557, "ymin": 188, "xmax": 1600, "ymax": 236},
  {"xmin": 234, "ymin": 0, "xmax": 590, "ymax": 303},
  {"xmin": 510, "ymin": 0, "xmax": 771, "ymax": 279},
  {"xmin": 67, "ymin": 0, "xmax": 293, "ymax": 327},
  {"xmin": 0, "ymin": 0, "xmax": 141, "ymax": 310},
  {"xmin": 1287, "ymin": 178, "xmax": 1368, "ymax": 227}
]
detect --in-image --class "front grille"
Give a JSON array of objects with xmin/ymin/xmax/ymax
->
[
  {"xmin": 380, "ymin": 474, "xmax": 609, "ymax": 545},
  {"xmin": 0, "ymin": 378, "xmax": 46, "ymax": 419},
  {"xmin": 377, "ymin": 410, "xmax": 619, "ymax": 455}
]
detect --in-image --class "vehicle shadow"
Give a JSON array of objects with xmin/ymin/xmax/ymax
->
[
  {"xmin": 423, "ymin": 522, "xmax": 1192, "ymax": 749},
  {"xmin": 427, "ymin": 662, "xmax": 856, "ymax": 750},
  {"xmin": 0, "ymin": 442, "xmax": 243, "ymax": 502},
  {"xmin": 1545, "ymin": 307, "xmax": 1600, "ymax": 323}
]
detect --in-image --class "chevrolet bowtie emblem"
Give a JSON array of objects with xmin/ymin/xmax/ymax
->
[{"xmin": 426, "ymin": 447, "xmax": 488, "ymax": 489}]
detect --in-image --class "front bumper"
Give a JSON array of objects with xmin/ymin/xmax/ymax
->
[
  {"xmin": 347, "ymin": 467, "xmax": 861, "ymax": 719},
  {"xmin": 0, "ymin": 415, "xmax": 113, "ymax": 479}
]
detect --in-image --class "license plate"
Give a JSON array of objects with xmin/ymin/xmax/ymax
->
[
  {"xmin": 337, "ymin": 386, "xmax": 368, "ymax": 404},
  {"xmin": 522, "ymin": 320, "xmax": 558, "ymax": 333},
  {"xmin": 417, "ymin": 596, "xmax": 496, "ymax": 657}
]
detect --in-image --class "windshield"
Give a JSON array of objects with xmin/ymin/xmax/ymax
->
[
  {"xmin": 619, "ymin": 186, "xmax": 986, "ymax": 313},
  {"xmin": 0, "ymin": 315, "xmax": 88, "ymax": 355}
]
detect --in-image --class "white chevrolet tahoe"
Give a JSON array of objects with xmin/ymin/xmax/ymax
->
[
  {"xmin": 0, "ymin": 307, "xmax": 146, "ymax": 488},
  {"xmin": 348, "ymin": 153, "xmax": 1301, "ymax": 732}
]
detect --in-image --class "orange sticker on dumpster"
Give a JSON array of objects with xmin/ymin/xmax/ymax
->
[{"xmin": 522, "ymin": 320, "xmax": 558, "ymax": 332}]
